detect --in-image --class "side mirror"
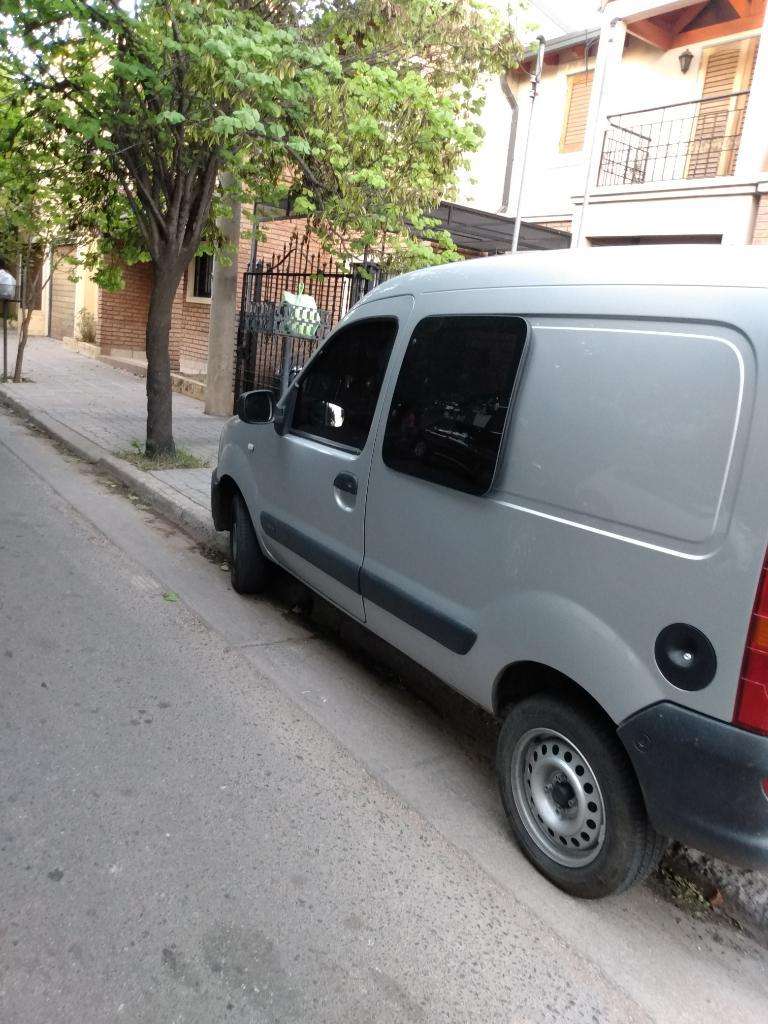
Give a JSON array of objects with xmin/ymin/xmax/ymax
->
[{"xmin": 236, "ymin": 389, "xmax": 274, "ymax": 424}]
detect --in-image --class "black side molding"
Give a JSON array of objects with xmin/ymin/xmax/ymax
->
[
  {"xmin": 260, "ymin": 513, "xmax": 360, "ymax": 592},
  {"xmin": 360, "ymin": 568, "xmax": 477, "ymax": 656},
  {"xmin": 259, "ymin": 513, "xmax": 477, "ymax": 655}
]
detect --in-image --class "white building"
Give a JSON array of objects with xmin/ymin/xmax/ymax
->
[{"xmin": 460, "ymin": 0, "xmax": 768, "ymax": 247}]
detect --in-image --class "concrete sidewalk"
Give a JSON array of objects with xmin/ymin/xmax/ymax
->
[{"xmin": 0, "ymin": 335, "xmax": 226, "ymax": 551}]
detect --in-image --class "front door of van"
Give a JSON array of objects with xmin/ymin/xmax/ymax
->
[{"xmin": 255, "ymin": 297, "xmax": 413, "ymax": 620}]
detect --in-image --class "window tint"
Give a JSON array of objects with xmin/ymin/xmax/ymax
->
[
  {"xmin": 291, "ymin": 317, "xmax": 398, "ymax": 451},
  {"xmin": 383, "ymin": 315, "xmax": 527, "ymax": 495}
]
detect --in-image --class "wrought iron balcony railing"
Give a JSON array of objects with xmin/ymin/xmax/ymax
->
[{"xmin": 597, "ymin": 90, "xmax": 749, "ymax": 187}]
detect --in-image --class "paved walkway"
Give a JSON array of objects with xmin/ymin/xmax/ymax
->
[{"xmin": 1, "ymin": 335, "xmax": 224, "ymax": 511}]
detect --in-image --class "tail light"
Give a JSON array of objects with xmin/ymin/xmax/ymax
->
[{"xmin": 734, "ymin": 552, "xmax": 768, "ymax": 736}]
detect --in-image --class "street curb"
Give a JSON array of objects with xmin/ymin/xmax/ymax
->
[
  {"xmin": 660, "ymin": 844, "xmax": 768, "ymax": 948},
  {"xmin": 0, "ymin": 388, "xmax": 227, "ymax": 556}
]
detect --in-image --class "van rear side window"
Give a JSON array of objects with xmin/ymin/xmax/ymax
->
[{"xmin": 382, "ymin": 315, "xmax": 528, "ymax": 495}]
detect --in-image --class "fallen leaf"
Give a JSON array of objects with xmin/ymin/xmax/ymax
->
[{"xmin": 163, "ymin": 591, "xmax": 179, "ymax": 602}]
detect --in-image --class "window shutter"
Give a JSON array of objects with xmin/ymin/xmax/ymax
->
[
  {"xmin": 688, "ymin": 44, "xmax": 746, "ymax": 178},
  {"xmin": 702, "ymin": 45, "xmax": 741, "ymax": 97},
  {"xmin": 560, "ymin": 71, "xmax": 593, "ymax": 153}
]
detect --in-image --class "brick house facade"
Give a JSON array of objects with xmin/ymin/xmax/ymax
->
[{"xmin": 94, "ymin": 215, "xmax": 326, "ymax": 376}]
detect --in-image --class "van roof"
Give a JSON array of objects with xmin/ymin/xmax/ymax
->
[{"xmin": 362, "ymin": 245, "xmax": 768, "ymax": 300}]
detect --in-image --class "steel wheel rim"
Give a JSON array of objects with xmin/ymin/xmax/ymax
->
[{"xmin": 511, "ymin": 727, "xmax": 606, "ymax": 867}]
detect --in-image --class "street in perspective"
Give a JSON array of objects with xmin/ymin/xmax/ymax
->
[{"xmin": 3, "ymin": 0, "xmax": 768, "ymax": 1022}]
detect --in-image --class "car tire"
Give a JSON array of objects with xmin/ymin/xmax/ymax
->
[
  {"xmin": 496, "ymin": 693, "xmax": 666, "ymax": 898},
  {"xmin": 230, "ymin": 492, "xmax": 271, "ymax": 595}
]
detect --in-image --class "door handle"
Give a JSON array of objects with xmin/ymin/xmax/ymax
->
[{"xmin": 333, "ymin": 472, "xmax": 358, "ymax": 496}]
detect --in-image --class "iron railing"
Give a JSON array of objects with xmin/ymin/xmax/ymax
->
[
  {"xmin": 597, "ymin": 90, "xmax": 749, "ymax": 187},
  {"xmin": 234, "ymin": 236, "xmax": 386, "ymax": 405}
]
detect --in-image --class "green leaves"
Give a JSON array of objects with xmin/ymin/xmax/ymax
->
[
  {"xmin": 2, "ymin": 0, "xmax": 524, "ymax": 285},
  {"xmin": 155, "ymin": 111, "xmax": 186, "ymax": 126}
]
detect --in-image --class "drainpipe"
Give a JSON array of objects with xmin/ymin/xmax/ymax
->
[
  {"xmin": 498, "ymin": 73, "xmax": 519, "ymax": 214},
  {"xmin": 511, "ymin": 36, "xmax": 546, "ymax": 254}
]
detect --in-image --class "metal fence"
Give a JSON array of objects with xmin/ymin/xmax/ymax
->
[
  {"xmin": 598, "ymin": 90, "xmax": 749, "ymax": 187},
  {"xmin": 233, "ymin": 237, "xmax": 384, "ymax": 406}
]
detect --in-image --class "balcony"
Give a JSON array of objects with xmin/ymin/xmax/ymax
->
[{"xmin": 597, "ymin": 91, "xmax": 749, "ymax": 187}]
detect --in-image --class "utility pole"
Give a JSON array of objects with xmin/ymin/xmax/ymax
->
[
  {"xmin": 510, "ymin": 36, "xmax": 546, "ymax": 254},
  {"xmin": 0, "ymin": 269, "xmax": 16, "ymax": 382},
  {"xmin": 204, "ymin": 173, "xmax": 242, "ymax": 417}
]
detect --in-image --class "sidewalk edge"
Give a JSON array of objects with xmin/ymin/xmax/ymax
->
[{"xmin": 0, "ymin": 388, "xmax": 227, "ymax": 555}]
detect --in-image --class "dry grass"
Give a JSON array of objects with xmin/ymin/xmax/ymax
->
[{"xmin": 116, "ymin": 440, "xmax": 209, "ymax": 471}]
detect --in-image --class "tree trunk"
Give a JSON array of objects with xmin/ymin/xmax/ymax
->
[
  {"xmin": 13, "ymin": 308, "xmax": 34, "ymax": 383},
  {"xmin": 145, "ymin": 263, "xmax": 184, "ymax": 456}
]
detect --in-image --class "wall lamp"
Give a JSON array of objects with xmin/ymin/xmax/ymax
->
[{"xmin": 679, "ymin": 49, "xmax": 694, "ymax": 74}]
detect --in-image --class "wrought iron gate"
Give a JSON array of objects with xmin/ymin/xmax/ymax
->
[{"xmin": 233, "ymin": 238, "xmax": 383, "ymax": 407}]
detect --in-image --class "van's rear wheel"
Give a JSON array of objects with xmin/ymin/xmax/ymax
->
[
  {"xmin": 496, "ymin": 693, "xmax": 666, "ymax": 898},
  {"xmin": 230, "ymin": 492, "xmax": 271, "ymax": 595}
]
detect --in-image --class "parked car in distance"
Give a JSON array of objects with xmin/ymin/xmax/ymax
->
[{"xmin": 212, "ymin": 246, "xmax": 768, "ymax": 898}]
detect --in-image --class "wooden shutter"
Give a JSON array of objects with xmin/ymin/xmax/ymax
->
[
  {"xmin": 560, "ymin": 71, "xmax": 593, "ymax": 153},
  {"xmin": 687, "ymin": 40, "xmax": 756, "ymax": 178}
]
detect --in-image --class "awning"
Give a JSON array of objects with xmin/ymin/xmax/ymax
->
[{"xmin": 431, "ymin": 201, "xmax": 571, "ymax": 253}]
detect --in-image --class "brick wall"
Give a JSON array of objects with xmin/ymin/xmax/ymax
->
[
  {"xmin": 252, "ymin": 216, "xmax": 327, "ymax": 265},
  {"xmin": 97, "ymin": 261, "xmax": 153, "ymax": 359},
  {"xmin": 752, "ymin": 193, "xmax": 768, "ymax": 244},
  {"xmin": 531, "ymin": 219, "xmax": 573, "ymax": 234}
]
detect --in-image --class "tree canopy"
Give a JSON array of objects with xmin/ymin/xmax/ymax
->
[{"xmin": 0, "ymin": 0, "xmax": 522, "ymax": 451}]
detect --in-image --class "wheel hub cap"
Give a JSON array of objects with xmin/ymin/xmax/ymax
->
[{"xmin": 511, "ymin": 728, "xmax": 606, "ymax": 867}]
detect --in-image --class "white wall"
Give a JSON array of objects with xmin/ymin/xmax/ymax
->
[
  {"xmin": 579, "ymin": 190, "xmax": 757, "ymax": 243},
  {"xmin": 455, "ymin": 73, "xmax": 515, "ymax": 212},
  {"xmin": 460, "ymin": 23, "xmax": 764, "ymax": 231}
]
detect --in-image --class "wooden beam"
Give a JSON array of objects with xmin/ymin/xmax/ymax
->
[
  {"xmin": 672, "ymin": 1, "xmax": 707, "ymax": 33},
  {"xmin": 627, "ymin": 17, "xmax": 674, "ymax": 49},
  {"xmin": 729, "ymin": 0, "xmax": 753, "ymax": 17},
  {"xmin": 675, "ymin": 12, "xmax": 764, "ymax": 45}
]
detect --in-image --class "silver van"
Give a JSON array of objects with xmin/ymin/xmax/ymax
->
[{"xmin": 212, "ymin": 246, "xmax": 768, "ymax": 898}]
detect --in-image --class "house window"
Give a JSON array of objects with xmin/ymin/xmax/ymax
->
[
  {"xmin": 382, "ymin": 315, "xmax": 529, "ymax": 496},
  {"xmin": 560, "ymin": 70, "xmax": 594, "ymax": 153},
  {"xmin": 188, "ymin": 253, "xmax": 213, "ymax": 301}
]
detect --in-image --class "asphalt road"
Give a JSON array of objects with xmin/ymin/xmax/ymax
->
[{"xmin": 1, "ymin": 407, "xmax": 766, "ymax": 1024}]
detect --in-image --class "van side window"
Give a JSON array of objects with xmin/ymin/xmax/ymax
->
[
  {"xmin": 291, "ymin": 317, "xmax": 398, "ymax": 451},
  {"xmin": 382, "ymin": 315, "xmax": 528, "ymax": 495}
]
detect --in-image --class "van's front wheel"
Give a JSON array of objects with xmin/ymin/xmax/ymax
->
[
  {"xmin": 496, "ymin": 694, "xmax": 666, "ymax": 898},
  {"xmin": 230, "ymin": 492, "xmax": 271, "ymax": 595}
]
